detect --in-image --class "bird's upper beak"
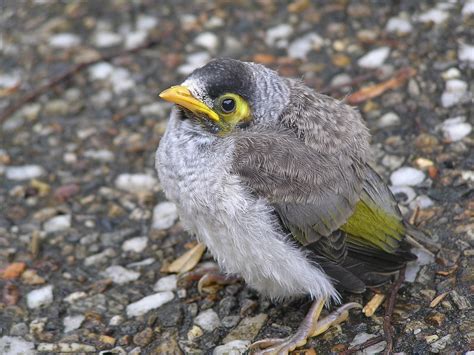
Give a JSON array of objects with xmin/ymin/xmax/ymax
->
[{"xmin": 159, "ymin": 85, "xmax": 220, "ymax": 122}]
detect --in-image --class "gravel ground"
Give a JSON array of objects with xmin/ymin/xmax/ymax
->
[{"xmin": 0, "ymin": 1, "xmax": 473, "ymax": 354}]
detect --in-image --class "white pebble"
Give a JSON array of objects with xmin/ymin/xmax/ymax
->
[
  {"xmin": 390, "ymin": 167, "xmax": 425, "ymax": 186},
  {"xmin": 140, "ymin": 102, "xmax": 169, "ymax": 117},
  {"xmin": 89, "ymin": 62, "xmax": 114, "ymax": 80},
  {"xmin": 27, "ymin": 285, "xmax": 54, "ymax": 309},
  {"xmin": 357, "ymin": 47, "xmax": 390, "ymax": 69},
  {"xmin": 127, "ymin": 258, "xmax": 155, "ymax": 268},
  {"xmin": 350, "ymin": 333, "xmax": 387, "ymax": 354},
  {"xmin": 0, "ymin": 336, "xmax": 35, "ymax": 355},
  {"xmin": 109, "ymin": 315, "xmax": 124, "ymax": 326},
  {"xmin": 409, "ymin": 195, "xmax": 434, "ymax": 210},
  {"xmin": 64, "ymin": 291, "xmax": 87, "ymax": 304},
  {"xmin": 287, "ymin": 33, "xmax": 324, "ymax": 60},
  {"xmin": 154, "ymin": 275, "xmax": 178, "ymax": 292},
  {"xmin": 462, "ymin": 0, "xmax": 474, "ymax": 16},
  {"xmin": 83, "ymin": 149, "xmax": 114, "ymax": 162},
  {"xmin": 137, "ymin": 15, "xmax": 158, "ymax": 31},
  {"xmin": 265, "ymin": 24, "xmax": 293, "ymax": 47},
  {"xmin": 126, "ymin": 291, "xmax": 174, "ymax": 317},
  {"xmin": 441, "ymin": 79, "xmax": 468, "ymax": 108},
  {"xmin": 177, "ymin": 52, "xmax": 211, "ymax": 76},
  {"xmin": 213, "ymin": 340, "xmax": 251, "ymax": 355},
  {"xmin": 110, "ymin": 67, "xmax": 134, "ymax": 94},
  {"xmin": 5, "ymin": 165, "xmax": 45, "ymax": 180},
  {"xmin": 44, "ymin": 215, "xmax": 71, "ymax": 233},
  {"xmin": 458, "ymin": 42, "xmax": 474, "ymax": 68},
  {"xmin": 152, "ymin": 201, "xmax": 178, "ymax": 230},
  {"xmin": 377, "ymin": 112, "xmax": 400, "ymax": 128},
  {"xmin": 63, "ymin": 315, "xmax": 85, "ymax": 332},
  {"xmin": 389, "ymin": 185, "xmax": 417, "ymax": 204},
  {"xmin": 115, "ymin": 173, "xmax": 158, "ymax": 193},
  {"xmin": 441, "ymin": 67, "xmax": 461, "ymax": 80},
  {"xmin": 194, "ymin": 309, "xmax": 220, "ymax": 332},
  {"xmin": 440, "ymin": 116, "xmax": 472, "ymax": 142},
  {"xmin": 102, "ymin": 265, "xmax": 140, "ymax": 284},
  {"xmin": 194, "ymin": 32, "xmax": 219, "ymax": 52},
  {"xmin": 0, "ymin": 73, "xmax": 21, "ymax": 89},
  {"xmin": 125, "ymin": 31, "xmax": 147, "ymax": 49},
  {"xmin": 405, "ymin": 248, "xmax": 435, "ymax": 282},
  {"xmin": 122, "ymin": 236, "xmax": 148, "ymax": 253},
  {"xmin": 385, "ymin": 17, "xmax": 413, "ymax": 34},
  {"xmin": 84, "ymin": 248, "xmax": 115, "ymax": 266},
  {"xmin": 49, "ymin": 33, "xmax": 81, "ymax": 48},
  {"xmin": 93, "ymin": 31, "xmax": 122, "ymax": 48},
  {"xmin": 417, "ymin": 8, "xmax": 449, "ymax": 24}
]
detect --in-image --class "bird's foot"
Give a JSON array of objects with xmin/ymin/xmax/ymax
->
[
  {"xmin": 249, "ymin": 300, "xmax": 361, "ymax": 355},
  {"xmin": 178, "ymin": 262, "xmax": 240, "ymax": 293}
]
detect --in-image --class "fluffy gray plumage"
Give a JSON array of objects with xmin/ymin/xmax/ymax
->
[{"xmin": 156, "ymin": 58, "xmax": 415, "ymax": 301}]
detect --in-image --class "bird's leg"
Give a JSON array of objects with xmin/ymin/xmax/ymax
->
[{"xmin": 249, "ymin": 300, "xmax": 361, "ymax": 355}]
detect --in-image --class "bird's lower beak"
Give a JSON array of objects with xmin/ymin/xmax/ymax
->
[{"xmin": 159, "ymin": 85, "xmax": 220, "ymax": 122}]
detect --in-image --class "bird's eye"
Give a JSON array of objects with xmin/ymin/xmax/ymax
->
[{"xmin": 221, "ymin": 98, "xmax": 236, "ymax": 113}]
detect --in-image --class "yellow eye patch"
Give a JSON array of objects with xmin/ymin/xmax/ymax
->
[{"xmin": 214, "ymin": 93, "xmax": 251, "ymax": 126}]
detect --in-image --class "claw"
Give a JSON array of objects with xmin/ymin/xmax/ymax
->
[{"xmin": 249, "ymin": 300, "xmax": 361, "ymax": 355}]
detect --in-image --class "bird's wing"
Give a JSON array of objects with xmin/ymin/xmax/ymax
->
[{"xmin": 231, "ymin": 129, "xmax": 365, "ymax": 247}]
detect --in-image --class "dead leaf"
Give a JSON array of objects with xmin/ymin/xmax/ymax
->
[
  {"xmin": 430, "ymin": 292, "xmax": 449, "ymax": 308},
  {"xmin": 347, "ymin": 67, "xmax": 416, "ymax": 104},
  {"xmin": 1, "ymin": 262, "xmax": 27, "ymax": 280},
  {"xmin": 363, "ymin": 293, "xmax": 385, "ymax": 317},
  {"xmin": 165, "ymin": 243, "xmax": 206, "ymax": 274}
]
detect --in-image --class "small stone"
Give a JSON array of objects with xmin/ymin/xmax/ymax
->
[
  {"xmin": 405, "ymin": 248, "xmax": 435, "ymax": 282},
  {"xmin": 223, "ymin": 313, "xmax": 267, "ymax": 343},
  {"xmin": 109, "ymin": 315, "xmax": 124, "ymax": 326},
  {"xmin": 44, "ymin": 99, "xmax": 69, "ymax": 116},
  {"xmin": 177, "ymin": 52, "xmax": 210, "ymax": 76},
  {"xmin": 441, "ymin": 67, "xmax": 461, "ymax": 80},
  {"xmin": 265, "ymin": 24, "xmax": 293, "ymax": 47},
  {"xmin": 152, "ymin": 202, "xmax": 178, "ymax": 230},
  {"xmin": 27, "ymin": 285, "xmax": 54, "ymax": 309},
  {"xmin": 154, "ymin": 275, "xmax": 178, "ymax": 292},
  {"xmin": 140, "ymin": 102, "xmax": 169, "ymax": 117},
  {"xmin": 425, "ymin": 334, "xmax": 439, "ymax": 344},
  {"xmin": 287, "ymin": 33, "xmax": 324, "ymax": 60},
  {"xmin": 430, "ymin": 335, "xmax": 451, "ymax": 353},
  {"xmin": 37, "ymin": 343, "xmax": 96, "ymax": 352},
  {"xmin": 133, "ymin": 327, "xmax": 154, "ymax": 347},
  {"xmin": 137, "ymin": 15, "xmax": 158, "ymax": 31},
  {"xmin": 99, "ymin": 335, "xmax": 116, "ymax": 347},
  {"xmin": 418, "ymin": 8, "xmax": 449, "ymax": 24},
  {"xmin": 194, "ymin": 32, "xmax": 219, "ymax": 52},
  {"xmin": 9, "ymin": 323, "xmax": 28, "ymax": 337},
  {"xmin": 187, "ymin": 325, "xmax": 204, "ymax": 341},
  {"xmin": 349, "ymin": 332, "xmax": 387, "ymax": 354},
  {"xmin": 409, "ymin": 195, "xmax": 434, "ymax": 210},
  {"xmin": 101, "ymin": 265, "xmax": 140, "ymax": 285},
  {"xmin": 357, "ymin": 47, "xmax": 390, "ymax": 69},
  {"xmin": 463, "ymin": 1, "xmax": 474, "ymax": 16},
  {"xmin": 385, "ymin": 16, "xmax": 412, "ymax": 34},
  {"xmin": 83, "ymin": 149, "xmax": 115, "ymax": 162},
  {"xmin": 84, "ymin": 248, "xmax": 116, "ymax": 266},
  {"xmin": 441, "ymin": 79, "xmax": 468, "ymax": 108},
  {"xmin": 125, "ymin": 31, "xmax": 147, "ymax": 49},
  {"xmin": 93, "ymin": 31, "xmax": 122, "ymax": 47},
  {"xmin": 89, "ymin": 62, "xmax": 114, "ymax": 80},
  {"xmin": 0, "ymin": 336, "xmax": 35, "ymax": 355},
  {"xmin": 109, "ymin": 67, "xmax": 134, "ymax": 94},
  {"xmin": 43, "ymin": 215, "xmax": 71, "ymax": 232},
  {"xmin": 49, "ymin": 33, "xmax": 81, "ymax": 48},
  {"xmin": 390, "ymin": 167, "xmax": 425, "ymax": 186},
  {"xmin": 440, "ymin": 116, "xmax": 472, "ymax": 142},
  {"xmin": 63, "ymin": 315, "xmax": 85, "ymax": 332},
  {"xmin": 425, "ymin": 312, "xmax": 445, "ymax": 327},
  {"xmin": 64, "ymin": 291, "xmax": 87, "ymax": 304},
  {"xmin": 126, "ymin": 291, "xmax": 174, "ymax": 317},
  {"xmin": 194, "ymin": 309, "xmax": 220, "ymax": 332},
  {"xmin": 377, "ymin": 112, "xmax": 400, "ymax": 128},
  {"xmin": 450, "ymin": 290, "xmax": 471, "ymax": 310},
  {"xmin": 115, "ymin": 173, "xmax": 158, "ymax": 194},
  {"xmin": 213, "ymin": 340, "xmax": 250, "ymax": 355},
  {"xmin": 122, "ymin": 236, "xmax": 148, "ymax": 253},
  {"xmin": 5, "ymin": 165, "xmax": 45, "ymax": 180},
  {"xmin": 221, "ymin": 315, "xmax": 240, "ymax": 328},
  {"xmin": 458, "ymin": 42, "xmax": 474, "ymax": 68}
]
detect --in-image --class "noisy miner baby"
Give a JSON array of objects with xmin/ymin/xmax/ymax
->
[{"xmin": 156, "ymin": 58, "xmax": 424, "ymax": 354}]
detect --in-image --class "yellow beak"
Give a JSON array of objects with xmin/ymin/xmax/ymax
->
[{"xmin": 159, "ymin": 85, "xmax": 220, "ymax": 122}]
